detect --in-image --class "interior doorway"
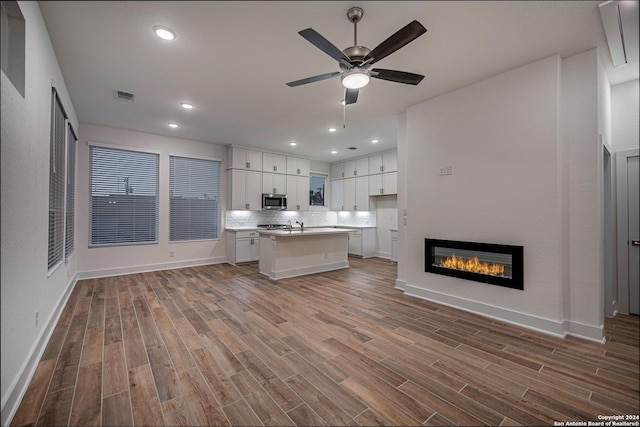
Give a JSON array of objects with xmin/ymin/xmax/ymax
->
[
  {"xmin": 603, "ymin": 146, "xmax": 614, "ymax": 317},
  {"xmin": 616, "ymin": 149, "xmax": 640, "ymax": 315}
]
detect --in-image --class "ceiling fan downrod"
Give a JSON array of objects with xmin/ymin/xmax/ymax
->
[{"xmin": 347, "ymin": 7, "xmax": 363, "ymax": 47}]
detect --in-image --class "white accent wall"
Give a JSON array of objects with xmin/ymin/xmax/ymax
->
[
  {"xmin": 76, "ymin": 124, "xmax": 229, "ymax": 278},
  {"xmin": 611, "ymin": 79, "xmax": 640, "ymax": 153},
  {"xmin": 397, "ymin": 51, "xmax": 606, "ymax": 341},
  {"xmin": 0, "ymin": 2, "xmax": 78, "ymax": 423}
]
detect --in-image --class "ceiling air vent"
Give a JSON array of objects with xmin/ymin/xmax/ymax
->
[
  {"xmin": 599, "ymin": 0, "xmax": 639, "ymax": 67},
  {"xmin": 348, "ymin": 146, "xmax": 357, "ymax": 150},
  {"xmin": 114, "ymin": 90, "xmax": 136, "ymax": 102}
]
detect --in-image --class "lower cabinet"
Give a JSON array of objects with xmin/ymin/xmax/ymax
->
[
  {"xmin": 226, "ymin": 230, "xmax": 260, "ymax": 264},
  {"xmin": 339, "ymin": 227, "xmax": 376, "ymax": 258}
]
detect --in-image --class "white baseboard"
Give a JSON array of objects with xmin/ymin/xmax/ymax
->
[
  {"xmin": 261, "ymin": 261, "xmax": 349, "ymax": 280},
  {"xmin": 1, "ymin": 274, "xmax": 77, "ymax": 427},
  {"xmin": 376, "ymin": 251, "xmax": 391, "ymax": 259},
  {"xmin": 395, "ymin": 279, "xmax": 407, "ymax": 291},
  {"xmin": 403, "ymin": 283, "xmax": 569, "ymax": 338},
  {"xmin": 564, "ymin": 320, "xmax": 605, "ymax": 343},
  {"xmin": 77, "ymin": 256, "xmax": 227, "ymax": 280}
]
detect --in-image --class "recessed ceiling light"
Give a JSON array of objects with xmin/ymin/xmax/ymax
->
[
  {"xmin": 180, "ymin": 102, "xmax": 193, "ymax": 110},
  {"xmin": 168, "ymin": 123, "xmax": 178, "ymax": 128},
  {"xmin": 290, "ymin": 142, "xmax": 297, "ymax": 146},
  {"xmin": 371, "ymin": 139, "xmax": 379, "ymax": 143},
  {"xmin": 331, "ymin": 150, "xmax": 338, "ymax": 154},
  {"xmin": 154, "ymin": 26, "xmax": 176, "ymax": 41},
  {"xmin": 328, "ymin": 127, "xmax": 337, "ymax": 133}
]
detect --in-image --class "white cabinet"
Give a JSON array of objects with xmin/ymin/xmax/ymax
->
[
  {"xmin": 340, "ymin": 227, "xmax": 376, "ymax": 258},
  {"xmin": 228, "ymin": 169, "xmax": 262, "ymax": 210},
  {"xmin": 229, "ymin": 147, "xmax": 262, "ymax": 171},
  {"xmin": 341, "ymin": 158, "xmax": 368, "ymax": 177},
  {"xmin": 331, "ymin": 178, "xmax": 344, "ymax": 210},
  {"xmin": 286, "ymin": 175, "xmax": 310, "ymax": 211},
  {"xmin": 333, "ymin": 177, "xmax": 369, "ymax": 211},
  {"xmin": 331, "ymin": 163, "xmax": 344, "ymax": 180},
  {"xmin": 369, "ymin": 151, "xmax": 397, "ymax": 174},
  {"xmin": 262, "ymin": 173, "xmax": 287, "ymax": 195},
  {"xmin": 286, "ymin": 156, "xmax": 310, "ymax": 176},
  {"xmin": 262, "ymin": 152, "xmax": 287, "ymax": 173},
  {"xmin": 226, "ymin": 230, "xmax": 259, "ymax": 264},
  {"xmin": 368, "ymin": 172, "xmax": 397, "ymax": 196}
]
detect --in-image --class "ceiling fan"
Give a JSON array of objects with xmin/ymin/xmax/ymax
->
[{"xmin": 286, "ymin": 7, "xmax": 427, "ymax": 105}]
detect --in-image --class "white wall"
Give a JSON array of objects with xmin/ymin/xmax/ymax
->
[
  {"xmin": 371, "ymin": 195, "xmax": 398, "ymax": 258},
  {"xmin": 77, "ymin": 124, "xmax": 229, "ymax": 278},
  {"xmin": 398, "ymin": 52, "xmax": 605, "ymax": 340},
  {"xmin": 0, "ymin": 2, "xmax": 78, "ymax": 423},
  {"xmin": 611, "ymin": 79, "xmax": 640, "ymax": 152}
]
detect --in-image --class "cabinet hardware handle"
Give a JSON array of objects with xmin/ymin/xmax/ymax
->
[
  {"xmin": 245, "ymin": 203, "xmax": 249, "ymax": 209},
  {"xmin": 381, "ymin": 165, "xmax": 384, "ymax": 172},
  {"xmin": 341, "ymin": 172, "xmax": 344, "ymax": 177},
  {"xmin": 297, "ymin": 204, "xmax": 300, "ymax": 210},
  {"xmin": 273, "ymin": 188, "xmax": 276, "ymax": 193},
  {"xmin": 297, "ymin": 168, "xmax": 301, "ymax": 174},
  {"xmin": 273, "ymin": 165, "xmax": 277, "ymax": 171},
  {"xmin": 341, "ymin": 205, "xmax": 344, "ymax": 211},
  {"xmin": 380, "ymin": 188, "xmax": 383, "ymax": 194},
  {"xmin": 246, "ymin": 162, "xmax": 250, "ymax": 168},
  {"xmin": 354, "ymin": 171, "xmax": 357, "ymax": 176},
  {"xmin": 354, "ymin": 205, "xmax": 357, "ymax": 211}
]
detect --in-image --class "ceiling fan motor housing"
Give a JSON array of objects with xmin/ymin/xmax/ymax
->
[{"xmin": 341, "ymin": 45, "xmax": 371, "ymax": 68}]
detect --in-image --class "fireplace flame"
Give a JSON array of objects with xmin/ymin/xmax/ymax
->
[{"xmin": 439, "ymin": 254, "xmax": 505, "ymax": 276}]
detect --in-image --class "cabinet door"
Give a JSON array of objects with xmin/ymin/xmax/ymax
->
[
  {"xmin": 343, "ymin": 160, "xmax": 356, "ymax": 178},
  {"xmin": 287, "ymin": 156, "xmax": 310, "ymax": 176},
  {"xmin": 368, "ymin": 174, "xmax": 383, "ymax": 196},
  {"xmin": 348, "ymin": 232, "xmax": 362, "ymax": 256},
  {"xmin": 355, "ymin": 176, "xmax": 369, "ymax": 211},
  {"xmin": 246, "ymin": 149, "xmax": 262, "ymax": 171},
  {"xmin": 230, "ymin": 169, "xmax": 247, "ymax": 210},
  {"xmin": 382, "ymin": 172, "xmax": 397, "ymax": 195},
  {"xmin": 331, "ymin": 179, "xmax": 344, "ymax": 211},
  {"xmin": 296, "ymin": 176, "xmax": 310, "ymax": 211},
  {"xmin": 286, "ymin": 175, "xmax": 298, "ymax": 210},
  {"xmin": 368, "ymin": 154, "xmax": 383, "ymax": 174},
  {"xmin": 331, "ymin": 163, "xmax": 344, "ymax": 180},
  {"xmin": 262, "ymin": 173, "xmax": 287, "ymax": 194},
  {"xmin": 343, "ymin": 178, "xmax": 356, "ymax": 211},
  {"xmin": 263, "ymin": 153, "xmax": 286, "ymax": 173},
  {"xmin": 246, "ymin": 170, "xmax": 262, "ymax": 210},
  {"xmin": 230, "ymin": 147, "xmax": 262, "ymax": 170},
  {"xmin": 383, "ymin": 151, "xmax": 397, "ymax": 172},
  {"xmin": 236, "ymin": 237, "xmax": 259, "ymax": 262},
  {"xmin": 355, "ymin": 158, "xmax": 369, "ymax": 176}
]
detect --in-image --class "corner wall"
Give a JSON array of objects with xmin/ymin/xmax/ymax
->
[
  {"xmin": 398, "ymin": 52, "xmax": 604, "ymax": 340},
  {"xmin": 1, "ymin": 2, "xmax": 79, "ymax": 423}
]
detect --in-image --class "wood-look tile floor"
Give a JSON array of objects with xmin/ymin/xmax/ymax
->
[{"xmin": 11, "ymin": 257, "xmax": 640, "ymax": 426}]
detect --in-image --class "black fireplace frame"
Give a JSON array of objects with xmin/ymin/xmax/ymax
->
[{"xmin": 425, "ymin": 238, "xmax": 524, "ymax": 290}]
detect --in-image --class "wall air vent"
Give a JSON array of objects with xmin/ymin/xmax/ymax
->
[
  {"xmin": 348, "ymin": 147, "xmax": 357, "ymax": 150},
  {"xmin": 599, "ymin": 0, "xmax": 639, "ymax": 67},
  {"xmin": 114, "ymin": 90, "xmax": 136, "ymax": 102}
]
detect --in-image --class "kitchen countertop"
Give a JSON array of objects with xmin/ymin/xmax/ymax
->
[
  {"xmin": 226, "ymin": 224, "xmax": 376, "ymax": 231},
  {"xmin": 257, "ymin": 227, "xmax": 354, "ymax": 237}
]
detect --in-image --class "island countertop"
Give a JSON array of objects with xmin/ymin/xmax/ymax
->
[{"xmin": 256, "ymin": 227, "xmax": 354, "ymax": 237}]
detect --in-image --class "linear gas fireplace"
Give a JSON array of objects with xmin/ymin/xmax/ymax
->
[{"xmin": 425, "ymin": 238, "xmax": 523, "ymax": 290}]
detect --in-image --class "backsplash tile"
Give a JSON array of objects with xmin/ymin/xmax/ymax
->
[{"xmin": 225, "ymin": 210, "xmax": 376, "ymax": 228}]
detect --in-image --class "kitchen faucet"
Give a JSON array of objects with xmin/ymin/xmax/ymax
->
[{"xmin": 296, "ymin": 220, "xmax": 304, "ymax": 232}]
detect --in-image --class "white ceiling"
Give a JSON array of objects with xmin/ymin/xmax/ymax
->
[{"xmin": 39, "ymin": 1, "xmax": 639, "ymax": 163}]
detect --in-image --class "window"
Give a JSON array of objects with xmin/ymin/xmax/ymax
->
[
  {"xmin": 0, "ymin": 1, "xmax": 25, "ymax": 97},
  {"xmin": 169, "ymin": 156, "xmax": 221, "ymax": 241},
  {"xmin": 48, "ymin": 90, "xmax": 66, "ymax": 271},
  {"xmin": 310, "ymin": 175, "xmax": 326, "ymax": 206},
  {"xmin": 89, "ymin": 146, "xmax": 159, "ymax": 247},
  {"xmin": 65, "ymin": 124, "xmax": 76, "ymax": 261}
]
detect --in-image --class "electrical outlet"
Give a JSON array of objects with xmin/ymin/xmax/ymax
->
[
  {"xmin": 170, "ymin": 251, "xmax": 175, "ymax": 257},
  {"xmin": 35, "ymin": 311, "xmax": 39, "ymax": 327},
  {"xmin": 439, "ymin": 166, "xmax": 453, "ymax": 176}
]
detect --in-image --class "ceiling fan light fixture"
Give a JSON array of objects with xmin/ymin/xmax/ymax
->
[{"xmin": 341, "ymin": 69, "xmax": 370, "ymax": 89}]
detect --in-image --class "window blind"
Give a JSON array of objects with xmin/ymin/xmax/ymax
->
[
  {"xmin": 48, "ymin": 90, "xmax": 66, "ymax": 270},
  {"xmin": 169, "ymin": 156, "xmax": 221, "ymax": 241},
  {"xmin": 65, "ymin": 124, "xmax": 76, "ymax": 261},
  {"xmin": 89, "ymin": 146, "xmax": 159, "ymax": 246}
]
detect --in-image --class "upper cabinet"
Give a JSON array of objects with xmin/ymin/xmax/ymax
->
[
  {"xmin": 368, "ymin": 151, "xmax": 397, "ymax": 174},
  {"xmin": 287, "ymin": 156, "xmax": 310, "ymax": 176},
  {"xmin": 342, "ymin": 158, "xmax": 369, "ymax": 177},
  {"xmin": 262, "ymin": 152, "xmax": 287, "ymax": 173},
  {"xmin": 331, "ymin": 162, "xmax": 344, "ymax": 180},
  {"xmin": 229, "ymin": 147, "xmax": 262, "ymax": 171}
]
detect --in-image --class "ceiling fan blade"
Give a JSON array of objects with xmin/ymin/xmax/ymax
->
[
  {"xmin": 364, "ymin": 20, "xmax": 427, "ymax": 65},
  {"xmin": 345, "ymin": 88, "xmax": 359, "ymax": 105},
  {"xmin": 286, "ymin": 71, "xmax": 341, "ymax": 87},
  {"xmin": 298, "ymin": 28, "xmax": 352, "ymax": 65},
  {"xmin": 371, "ymin": 68, "xmax": 425, "ymax": 85}
]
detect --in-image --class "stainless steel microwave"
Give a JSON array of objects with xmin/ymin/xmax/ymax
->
[{"xmin": 262, "ymin": 193, "xmax": 287, "ymax": 210}]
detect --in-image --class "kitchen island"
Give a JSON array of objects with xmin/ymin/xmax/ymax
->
[{"xmin": 257, "ymin": 227, "xmax": 353, "ymax": 280}]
